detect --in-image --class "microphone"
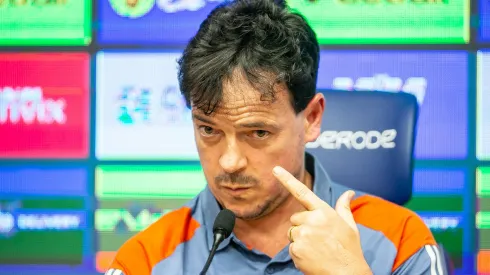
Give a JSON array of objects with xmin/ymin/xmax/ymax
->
[{"xmin": 200, "ymin": 209, "xmax": 236, "ymax": 275}]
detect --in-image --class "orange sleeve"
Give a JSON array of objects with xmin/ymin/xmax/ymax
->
[
  {"xmin": 107, "ymin": 237, "xmax": 151, "ymax": 275},
  {"xmin": 106, "ymin": 207, "xmax": 201, "ymax": 275},
  {"xmin": 351, "ymin": 195, "xmax": 436, "ymax": 272}
]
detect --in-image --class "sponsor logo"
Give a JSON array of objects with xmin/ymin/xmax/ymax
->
[
  {"xmin": 110, "ymin": 0, "xmax": 225, "ymax": 17},
  {"xmin": 109, "ymin": 0, "xmax": 155, "ymax": 18},
  {"xmin": 156, "ymin": 0, "xmax": 223, "ymax": 13},
  {"xmin": 0, "ymin": 211, "xmax": 84, "ymax": 237},
  {"xmin": 96, "ymin": 208, "xmax": 172, "ymax": 232},
  {"xmin": 421, "ymin": 215, "xmax": 461, "ymax": 231},
  {"xmin": 117, "ymin": 85, "xmax": 191, "ymax": 125},
  {"xmin": 0, "ymin": 53, "xmax": 89, "ymax": 158},
  {"xmin": 17, "ymin": 213, "xmax": 81, "ymax": 231},
  {"xmin": 306, "ymin": 129, "xmax": 397, "ymax": 150},
  {"xmin": 0, "ymin": 212, "xmax": 14, "ymax": 234},
  {"xmin": 0, "ymin": 201, "xmax": 84, "ymax": 237},
  {"xmin": 0, "ymin": 86, "xmax": 67, "ymax": 125},
  {"xmin": 332, "ymin": 74, "xmax": 427, "ymax": 105},
  {"xmin": 117, "ymin": 86, "xmax": 151, "ymax": 124}
]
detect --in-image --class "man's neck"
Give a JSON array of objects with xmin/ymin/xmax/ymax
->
[{"xmin": 232, "ymin": 171, "xmax": 313, "ymax": 257}]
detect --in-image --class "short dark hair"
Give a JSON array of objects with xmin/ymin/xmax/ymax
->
[{"xmin": 177, "ymin": 0, "xmax": 320, "ymax": 115}]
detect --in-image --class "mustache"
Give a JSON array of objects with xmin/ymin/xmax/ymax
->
[{"xmin": 214, "ymin": 173, "xmax": 260, "ymax": 185}]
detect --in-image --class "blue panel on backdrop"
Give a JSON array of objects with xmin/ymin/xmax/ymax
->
[
  {"xmin": 316, "ymin": 50, "xmax": 468, "ymax": 160},
  {"xmin": 0, "ymin": 167, "xmax": 92, "ymax": 274},
  {"xmin": 481, "ymin": 0, "xmax": 490, "ymax": 41}
]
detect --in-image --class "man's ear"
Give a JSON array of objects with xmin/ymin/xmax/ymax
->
[{"xmin": 303, "ymin": 93, "xmax": 325, "ymax": 143}]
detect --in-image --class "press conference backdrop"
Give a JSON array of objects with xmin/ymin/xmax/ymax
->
[{"xmin": 0, "ymin": 0, "xmax": 486, "ymax": 274}]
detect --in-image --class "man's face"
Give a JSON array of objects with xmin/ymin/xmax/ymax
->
[{"xmin": 192, "ymin": 70, "xmax": 324, "ymax": 220}]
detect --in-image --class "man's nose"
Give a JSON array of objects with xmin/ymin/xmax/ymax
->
[{"xmin": 219, "ymin": 141, "xmax": 247, "ymax": 174}]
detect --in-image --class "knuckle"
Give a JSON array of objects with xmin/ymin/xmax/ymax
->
[
  {"xmin": 309, "ymin": 215, "xmax": 322, "ymax": 225},
  {"xmin": 311, "ymin": 210, "xmax": 327, "ymax": 224},
  {"xmin": 290, "ymin": 242, "xmax": 301, "ymax": 255},
  {"xmin": 297, "ymin": 226, "xmax": 312, "ymax": 239},
  {"xmin": 296, "ymin": 227, "xmax": 305, "ymax": 238},
  {"xmin": 290, "ymin": 213, "xmax": 300, "ymax": 222}
]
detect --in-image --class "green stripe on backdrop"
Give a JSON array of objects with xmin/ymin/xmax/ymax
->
[
  {"xmin": 95, "ymin": 165, "xmax": 207, "ymax": 199},
  {"xmin": 405, "ymin": 196, "xmax": 464, "ymax": 212},
  {"xmin": 476, "ymin": 212, "xmax": 490, "ymax": 229},
  {"xmin": 0, "ymin": 232, "xmax": 83, "ymax": 265},
  {"xmin": 97, "ymin": 198, "xmax": 190, "ymax": 209},
  {"xmin": 477, "ymin": 167, "xmax": 490, "ymax": 197}
]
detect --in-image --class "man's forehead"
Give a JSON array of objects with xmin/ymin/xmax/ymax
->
[
  {"xmin": 192, "ymin": 98, "xmax": 277, "ymax": 117},
  {"xmin": 220, "ymin": 75, "xmax": 290, "ymax": 108},
  {"xmin": 220, "ymin": 91, "xmax": 274, "ymax": 109},
  {"xmin": 191, "ymin": 69, "xmax": 293, "ymax": 116},
  {"xmin": 194, "ymin": 89, "xmax": 290, "ymax": 117}
]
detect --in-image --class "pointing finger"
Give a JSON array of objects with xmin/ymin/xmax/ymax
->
[{"xmin": 273, "ymin": 166, "xmax": 326, "ymax": 211}]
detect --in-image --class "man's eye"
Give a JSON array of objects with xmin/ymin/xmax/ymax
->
[
  {"xmin": 199, "ymin": 126, "xmax": 215, "ymax": 136},
  {"xmin": 253, "ymin": 130, "xmax": 270, "ymax": 139}
]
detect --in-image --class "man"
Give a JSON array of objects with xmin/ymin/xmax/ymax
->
[{"xmin": 105, "ymin": 0, "xmax": 446, "ymax": 274}]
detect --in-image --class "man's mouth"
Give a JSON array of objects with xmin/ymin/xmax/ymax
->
[
  {"xmin": 222, "ymin": 186, "xmax": 251, "ymax": 195},
  {"xmin": 222, "ymin": 186, "xmax": 251, "ymax": 190}
]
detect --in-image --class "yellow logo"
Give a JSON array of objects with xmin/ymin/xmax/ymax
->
[{"xmin": 109, "ymin": 0, "xmax": 155, "ymax": 18}]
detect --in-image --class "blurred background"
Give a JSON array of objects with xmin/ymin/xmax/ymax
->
[{"xmin": 0, "ymin": 0, "xmax": 487, "ymax": 274}]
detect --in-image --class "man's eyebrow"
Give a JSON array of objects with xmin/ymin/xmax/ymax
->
[
  {"xmin": 192, "ymin": 114, "xmax": 216, "ymax": 125},
  {"xmin": 193, "ymin": 114, "xmax": 280, "ymax": 129},
  {"xmin": 237, "ymin": 121, "xmax": 280, "ymax": 129}
]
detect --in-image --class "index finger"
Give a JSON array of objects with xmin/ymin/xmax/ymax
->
[{"xmin": 272, "ymin": 166, "xmax": 326, "ymax": 211}]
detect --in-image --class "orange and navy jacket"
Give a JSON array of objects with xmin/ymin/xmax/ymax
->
[{"xmin": 105, "ymin": 154, "xmax": 446, "ymax": 275}]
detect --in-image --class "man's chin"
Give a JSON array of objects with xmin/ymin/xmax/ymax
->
[
  {"xmin": 234, "ymin": 211, "xmax": 266, "ymax": 221},
  {"xmin": 215, "ymin": 194, "xmax": 279, "ymax": 220},
  {"xmin": 224, "ymin": 205, "xmax": 271, "ymax": 220},
  {"xmin": 219, "ymin": 205, "xmax": 255, "ymax": 219}
]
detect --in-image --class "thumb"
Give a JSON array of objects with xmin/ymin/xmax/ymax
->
[{"xmin": 335, "ymin": 190, "xmax": 357, "ymax": 232}]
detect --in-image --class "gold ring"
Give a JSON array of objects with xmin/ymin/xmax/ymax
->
[{"xmin": 288, "ymin": 226, "xmax": 296, "ymax": 242}]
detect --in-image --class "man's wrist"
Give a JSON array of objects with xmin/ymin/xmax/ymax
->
[{"xmin": 350, "ymin": 261, "xmax": 373, "ymax": 275}]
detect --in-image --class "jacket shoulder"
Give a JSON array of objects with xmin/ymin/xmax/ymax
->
[{"xmin": 351, "ymin": 194, "xmax": 436, "ymax": 271}]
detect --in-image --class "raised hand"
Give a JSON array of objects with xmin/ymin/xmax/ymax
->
[{"xmin": 272, "ymin": 166, "xmax": 372, "ymax": 275}]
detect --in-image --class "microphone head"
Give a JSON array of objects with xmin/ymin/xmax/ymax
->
[{"xmin": 212, "ymin": 209, "xmax": 236, "ymax": 238}]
